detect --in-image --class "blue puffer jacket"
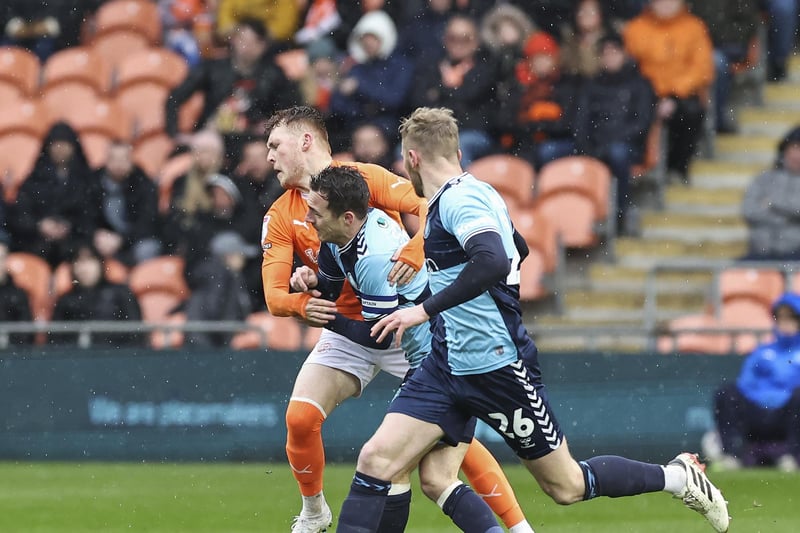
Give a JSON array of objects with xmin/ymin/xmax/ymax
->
[{"xmin": 737, "ymin": 292, "xmax": 800, "ymax": 409}]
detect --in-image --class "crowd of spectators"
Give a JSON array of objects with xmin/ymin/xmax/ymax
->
[{"xmin": 0, "ymin": 0, "xmax": 797, "ymax": 347}]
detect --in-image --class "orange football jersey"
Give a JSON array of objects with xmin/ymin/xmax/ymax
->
[{"xmin": 261, "ymin": 160, "xmax": 426, "ymax": 320}]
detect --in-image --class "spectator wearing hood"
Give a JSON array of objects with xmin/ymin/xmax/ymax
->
[
  {"xmin": 511, "ymin": 31, "xmax": 580, "ymax": 170},
  {"xmin": 742, "ymin": 126, "xmax": 800, "ymax": 260},
  {"xmin": 8, "ymin": 122, "xmax": 96, "ymax": 267},
  {"xmin": 89, "ymin": 141, "xmax": 162, "ymax": 267},
  {"xmin": 623, "ymin": 0, "xmax": 713, "ymax": 184},
  {"xmin": 573, "ymin": 33, "xmax": 655, "ymax": 235},
  {"xmin": 329, "ymin": 10, "xmax": 413, "ymax": 147},
  {"xmin": 709, "ymin": 293, "xmax": 800, "ymax": 471}
]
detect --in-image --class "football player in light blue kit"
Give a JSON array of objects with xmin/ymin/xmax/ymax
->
[
  {"xmin": 290, "ymin": 164, "xmax": 535, "ymax": 532},
  {"xmin": 335, "ymin": 107, "xmax": 731, "ymax": 533}
]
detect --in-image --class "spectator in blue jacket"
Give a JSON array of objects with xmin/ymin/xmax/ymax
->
[{"xmin": 711, "ymin": 292, "xmax": 800, "ymax": 471}]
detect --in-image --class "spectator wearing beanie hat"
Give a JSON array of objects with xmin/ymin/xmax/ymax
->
[{"xmin": 510, "ymin": 31, "xmax": 579, "ymax": 170}]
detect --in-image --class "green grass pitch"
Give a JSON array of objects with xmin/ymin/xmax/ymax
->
[{"xmin": 0, "ymin": 462, "xmax": 796, "ymax": 532}]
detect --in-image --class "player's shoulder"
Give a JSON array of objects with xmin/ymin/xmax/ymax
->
[{"xmin": 266, "ymin": 189, "xmax": 305, "ymax": 218}]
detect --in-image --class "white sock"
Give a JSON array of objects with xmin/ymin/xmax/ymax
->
[
  {"xmin": 661, "ymin": 464, "xmax": 687, "ymax": 495},
  {"xmin": 302, "ymin": 491, "xmax": 326, "ymax": 514},
  {"xmin": 436, "ymin": 481, "xmax": 463, "ymax": 509},
  {"xmin": 388, "ymin": 482, "xmax": 411, "ymax": 496},
  {"xmin": 509, "ymin": 519, "xmax": 536, "ymax": 533}
]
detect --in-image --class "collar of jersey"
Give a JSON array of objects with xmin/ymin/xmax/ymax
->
[{"xmin": 427, "ymin": 172, "xmax": 469, "ymax": 207}]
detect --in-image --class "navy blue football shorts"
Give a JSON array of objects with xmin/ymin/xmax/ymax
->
[{"xmin": 388, "ymin": 356, "xmax": 564, "ymax": 460}]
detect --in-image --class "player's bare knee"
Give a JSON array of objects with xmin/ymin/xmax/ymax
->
[
  {"xmin": 355, "ymin": 438, "xmax": 393, "ymax": 479},
  {"xmin": 418, "ymin": 471, "xmax": 451, "ymax": 501},
  {"xmin": 539, "ymin": 476, "xmax": 585, "ymax": 505}
]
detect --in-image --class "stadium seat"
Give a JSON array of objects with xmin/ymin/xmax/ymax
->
[
  {"xmin": 656, "ymin": 314, "xmax": 729, "ymax": 355},
  {"xmin": 41, "ymin": 47, "xmax": 111, "ymax": 96},
  {"xmin": 136, "ymin": 290, "xmax": 185, "ymax": 323},
  {"xmin": 509, "ymin": 207, "xmax": 559, "ymax": 301},
  {"xmin": 129, "ymin": 255, "xmax": 190, "ymax": 298},
  {"xmin": 536, "ymin": 156, "xmax": 611, "ymax": 219},
  {"xmin": 115, "ymin": 83, "xmax": 171, "ymax": 138},
  {"xmin": 6, "ymin": 252, "xmax": 53, "ymax": 321},
  {"xmin": 0, "ymin": 46, "xmax": 40, "ymax": 98},
  {"xmin": 230, "ymin": 312, "xmax": 303, "ymax": 351},
  {"xmin": 718, "ymin": 267, "xmax": 784, "ymax": 312},
  {"xmin": 133, "ymin": 132, "xmax": 176, "ymax": 178},
  {"xmin": 157, "ymin": 153, "xmax": 193, "ymax": 212},
  {"xmin": 93, "ymin": 0, "xmax": 162, "ymax": 44},
  {"xmin": 178, "ymin": 92, "xmax": 205, "ymax": 134},
  {"xmin": 149, "ymin": 312, "xmax": 186, "ymax": 349},
  {"xmin": 719, "ymin": 298, "xmax": 774, "ymax": 355},
  {"xmin": 116, "ymin": 48, "xmax": 188, "ymax": 91},
  {"xmin": 534, "ymin": 191, "xmax": 600, "ymax": 248},
  {"xmin": 54, "ymin": 99, "xmax": 132, "ymax": 168},
  {"xmin": 274, "ymin": 48, "xmax": 310, "ymax": 81},
  {"xmin": 468, "ymin": 154, "xmax": 535, "ymax": 209},
  {"xmin": 90, "ymin": 31, "xmax": 153, "ymax": 72},
  {"xmin": 0, "ymin": 99, "xmax": 50, "ymax": 201}
]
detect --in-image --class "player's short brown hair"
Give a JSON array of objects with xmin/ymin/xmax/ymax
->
[
  {"xmin": 264, "ymin": 106, "xmax": 330, "ymax": 145},
  {"xmin": 398, "ymin": 107, "xmax": 460, "ymax": 161}
]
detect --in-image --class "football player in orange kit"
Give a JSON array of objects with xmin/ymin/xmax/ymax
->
[{"xmin": 262, "ymin": 106, "xmax": 533, "ymax": 532}]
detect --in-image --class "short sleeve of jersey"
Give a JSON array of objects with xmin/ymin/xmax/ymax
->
[
  {"xmin": 354, "ymin": 253, "xmax": 399, "ymax": 320},
  {"xmin": 439, "ymin": 185, "xmax": 503, "ymax": 248}
]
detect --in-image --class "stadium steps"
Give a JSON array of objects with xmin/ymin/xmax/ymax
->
[{"xmin": 527, "ymin": 55, "xmax": 800, "ymax": 352}]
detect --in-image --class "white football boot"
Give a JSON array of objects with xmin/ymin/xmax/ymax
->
[
  {"xmin": 670, "ymin": 452, "xmax": 730, "ymax": 532},
  {"xmin": 290, "ymin": 502, "xmax": 333, "ymax": 533}
]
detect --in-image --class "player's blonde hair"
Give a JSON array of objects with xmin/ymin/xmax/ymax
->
[{"xmin": 399, "ymin": 107, "xmax": 460, "ymax": 161}]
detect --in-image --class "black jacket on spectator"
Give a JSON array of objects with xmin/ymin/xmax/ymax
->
[
  {"xmin": 51, "ymin": 282, "xmax": 142, "ymax": 347},
  {"xmin": 0, "ymin": 277, "xmax": 33, "ymax": 345},
  {"xmin": 573, "ymin": 62, "xmax": 655, "ymax": 159},
  {"xmin": 1, "ymin": 0, "xmax": 100, "ymax": 50},
  {"xmin": 409, "ymin": 49, "xmax": 499, "ymax": 133},
  {"xmin": 164, "ymin": 53, "xmax": 301, "ymax": 137},
  {"xmin": 8, "ymin": 123, "xmax": 96, "ymax": 266},
  {"xmin": 688, "ymin": 0, "xmax": 759, "ymax": 54},
  {"xmin": 90, "ymin": 165, "xmax": 160, "ymax": 255}
]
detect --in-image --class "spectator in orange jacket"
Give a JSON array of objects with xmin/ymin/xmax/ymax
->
[{"xmin": 623, "ymin": 0, "xmax": 713, "ymax": 184}]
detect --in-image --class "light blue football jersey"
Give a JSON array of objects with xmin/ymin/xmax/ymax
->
[
  {"xmin": 424, "ymin": 172, "xmax": 534, "ymax": 375},
  {"xmin": 319, "ymin": 208, "xmax": 431, "ymax": 368}
]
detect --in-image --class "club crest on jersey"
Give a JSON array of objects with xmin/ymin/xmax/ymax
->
[
  {"xmin": 377, "ymin": 217, "xmax": 388, "ymax": 228},
  {"xmin": 304, "ymin": 248, "xmax": 318, "ymax": 264}
]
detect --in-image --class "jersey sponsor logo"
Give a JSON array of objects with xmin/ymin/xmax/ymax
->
[{"xmin": 455, "ymin": 216, "xmax": 494, "ymax": 237}]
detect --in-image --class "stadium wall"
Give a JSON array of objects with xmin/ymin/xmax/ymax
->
[{"xmin": 0, "ymin": 348, "xmax": 741, "ymax": 463}]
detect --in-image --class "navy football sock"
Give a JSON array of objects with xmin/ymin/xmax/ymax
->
[
  {"xmin": 580, "ymin": 455, "xmax": 666, "ymax": 500},
  {"xmin": 376, "ymin": 490, "xmax": 411, "ymax": 532},
  {"xmin": 337, "ymin": 471, "xmax": 391, "ymax": 532},
  {"xmin": 441, "ymin": 483, "xmax": 504, "ymax": 533}
]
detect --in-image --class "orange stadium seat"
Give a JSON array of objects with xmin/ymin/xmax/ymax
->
[
  {"xmin": 534, "ymin": 190, "xmax": 600, "ymax": 248},
  {"xmin": 178, "ymin": 92, "xmax": 205, "ymax": 133},
  {"xmin": 657, "ymin": 314, "xmax": 729, "ymax": 355},
  {"xmin": 509, "ymin": 207, "xmax": 559, "ymax": 301},
  {"xmin": 0, "ymin": 46, "xmax": 40, "ymax": 98},
  {"xmin": 54, "ymin": 99, "xmax": 132, "ymax": 168},
  {"xmin": 90, "ymin": 31, "xmax": 153, "ymax": 72},
  {"xmin": 116, "ymin": 48, "xmax": 188, "ymax": 90},
  {"xmin": 129, "ymin": 255, "xmax": 190, "ymax": 298},
  {"xmin": 137, "ymin": 290, "xmax": 184, "ymax": 322},
  {"xmin": 0, "ymin": 99, "xmax": 50, "ymax": 201},
  {"xmin": 6, "ymin": 252, "xmax": 54, "ymax": 321},
  {"xmin": 149, "ymin": 311, "xmax": 186, "ymax": 349},
  {"xmin": 719, "ymin": 267, "xmax": 784, "ymax": 311},
  {"xmin": 115, "ymin": 83, "xmax": 171, "ymax": 137},
  {"xmin": 133, "ymin": 132, "xmax": 176, "ymax": 178},
  {"xmin": 536, "ymin": 156, "xmax": 611, "ymax": 218},
  {"xmin": 157, "ymin": 153, "xmax": 193, "ymax": 212},
  {"xmin": 230, "ymin": 312, "xmax": 303, "ymax": 351},
  {"xmin": 41, "ymin": 47, "xmax": 111, "ymax": 96},
  {"xmin": 468, "ymin": 154, "xmax": 535, "ymax": 209},
  {"xmin": 94, "ymin": 0, "xmax": 162, "ymax": 44}
]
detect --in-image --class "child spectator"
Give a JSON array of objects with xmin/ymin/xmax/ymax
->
[
  {"xmin": 573, "ymin": 33, "xmax": 655, "ymax": 235},
  {"xmin": 50, "ymin": 244, "xmax": 142, "ymax": 347},
  {"xmin": 623, "ymin": 0, "xmax": 714, "ymax": 184}
]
